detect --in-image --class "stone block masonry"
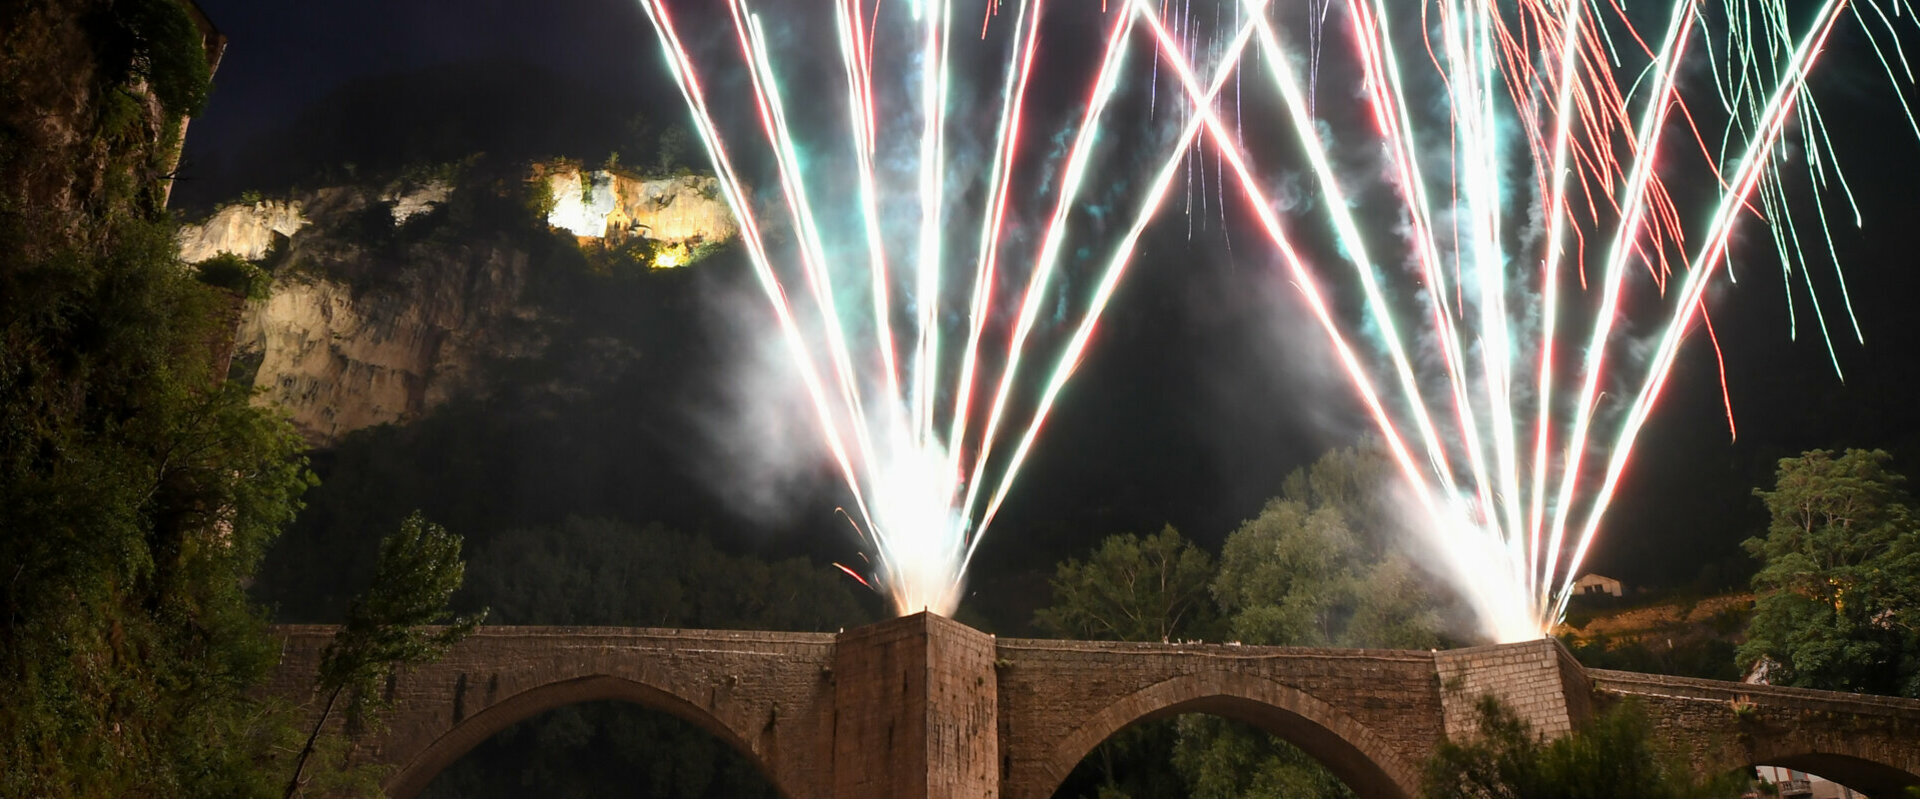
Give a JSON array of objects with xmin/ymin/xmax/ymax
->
[
  {"xmin": 831, "ymin": 613, "xmax": 997, "ymax": 799},
  {"xmin": 266, "ymin": 622, "xmax": 1920, "ymax": 798},
  {"xmin": 1433, "ymin": 638, "xmax": 1592, "ymax": 742}
]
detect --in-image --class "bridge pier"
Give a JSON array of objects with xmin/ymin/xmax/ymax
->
[
  {"xmin": 1434, "ymin": 638, "xmax": 1594, "ymax": 740},
  {"xmin": 830, "ymin": 612, "xmax": 998, "ymax": 798}
]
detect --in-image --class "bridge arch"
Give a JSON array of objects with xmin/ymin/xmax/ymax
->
[
  {"xmin": 1752, "ymin": 752, "xmax": 1920, "ymax": 796},
  {"xmin": 1039, "ymin": 672, "xmax": 1422, "ymax": 799},
  {"xmin": 383, "ymin": 674, "xmax": 787, "ymax": 799},
  {"xmin": 1730, "ymin": 741, "xmax": 1920, "ymax": 797}
]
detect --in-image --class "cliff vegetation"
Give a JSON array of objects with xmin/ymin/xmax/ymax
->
[{"xmin": 0, "ymin": 1, "xmax": 317, "ymax": 795}]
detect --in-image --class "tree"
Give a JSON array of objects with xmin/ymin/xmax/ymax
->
[
  {"xmin": 1, "ymin": 191, "xmax": 313, "ymax": 797},
  {"xmin": 1178, "ymin": 445, "xmax": 1451, "ymax": 799},
  {"xmin": 1739, "ymin": 449, "xmax": 1920, "ymax": 697},
  {"xmin": 1035, "ymin": 525, "xmax": 1219, "ymax": 643},
  {"xmin": 655, "ymin": 124, "xmax": 691, "ymax": 175},
  {"xmin": 1171, "ymin": 715, "xmax": 1352, "ymax": 799},
  {"xmin": 1423, "ymin": 697, "xmax": 1743, "ymax": 799},
  {"xmin": 1037, "ymin": 444, "xmax": 1459, "ymax": 799},
  {"xmin": 109, "ymin": 0, "xmax": 214, "ymax": 118},
  {"xmin": 1278, "ymin": 443, "xmax": 1398, "ymax": 543},
  {"xmin": 0, "ymin": 4, "xmax": 283, "ymax": 771},
  {"xmin": 1213, "ymin": 501, "xmax": 1445, "ymax": 651},
  {"xmin": 1035, "ymin": 527, "xmax": 1218, "ymax": 798},
  {"xmin": 284, "ymin": 512, "xmax": 486, "ymax": 798},
  {"xmin": 1214, "ymin": 498, "xmax": 1364, "ymax": 647}
]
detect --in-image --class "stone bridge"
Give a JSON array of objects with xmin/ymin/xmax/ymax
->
[{"xmin": 265, "ymin": 613, "xmax": 1920, "ymax": 798}]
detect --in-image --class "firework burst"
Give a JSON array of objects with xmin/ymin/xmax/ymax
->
[
  {"xmin": 640, "ymin": 0, "xmax": 1915, "ymax": 634},
  {"xmin": 636, "ymin": 0, "xmax": 1263, "ymax": 615},
  {"xmin": 1143, "ymin": 0, "xmax": 1911, "ymax": 640}
]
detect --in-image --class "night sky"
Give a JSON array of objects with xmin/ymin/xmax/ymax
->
[{"xmin": 180, "ymin": 0, "xmax": 1920, "ymax": 600}]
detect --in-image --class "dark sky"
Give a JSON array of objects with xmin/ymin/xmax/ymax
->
[
  {"xmin": 181, "ymin": 0, "xmax": 1920, "ymax": 597},
  {"xmin": 187, "ymin": 0, "xmax": 650, "ymax": 142}
]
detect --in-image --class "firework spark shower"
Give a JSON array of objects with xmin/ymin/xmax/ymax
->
[
  {"xmin": 635, "ymin": 0, "xmax": 1268, "ymax": 616},
  {"xmin": 1138, "ymin": 0, "xmax": 1916, "ymax": 640},
  {"xmin": 640, "ymin": 0, "xmax": 1916, "ymax": 634}
]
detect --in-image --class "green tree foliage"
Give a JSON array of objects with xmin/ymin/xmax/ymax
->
[
  {"xmin": 1213, "ymin": 499, "xmax": 1443, "ymax": 648},
  {"xmin": 1035, "ymin": 525, "xmax": 1219, "ymax": 642},
  {"xmin": 0, "ymin": 179, "xmax": 312, "ymax": 796},
  {"xmin": 106, "ymin": 0, "xmax": 213, "ymax": 119},
  {"xmin": 193, "ymin": 252, "xmax": 272, "ymax": 298},
  {"xmin": 1423, "ymin": 697, "xmax": 1744, "ymax": 799},
  {"xmin": 655, "ymin": 124, "xmax": 691, "ymax": 175},
  {"xmin": 1178, "ymin": 445, "xmax": 1451, "ymax": 799},
  {"xmin": 0, "ymin": 10, "xmax": 313, "ymax": 790},
  {"xmin": 1739, "ymin": 449, "xmax": 1920, "ymax": 697},
  {"xmin": 1278, "ymin": 444, "xmax": 1398, "ymax": 534},
  {"xmin": 1214, "ymin": 445, "xmax": 1446, "ymax": 650},
  {"xmin": 421, "ymin": 518, "xmax": 871, "ymax": 799},
  {"xmin": 1039, "ymin": 445, "xmax": 1457, "ymax": 799},
  {"xmin": 1036, "ymin": 526, "xmax": 1217, "ymax": 799},
  {"xmin": 319, "ymin": 512, "xmax": 485, "ymax": 723},
  {"xmin": 286, "ymin": 512, "xmax": 485, "ymax": 798},
  {"xmin": 1215, "ymin": 498, "xmax": 1364, "ymax": 646},
  {"xmin": 1172, "ymin": 716, "xmax": 1352, "ymax": 799}
]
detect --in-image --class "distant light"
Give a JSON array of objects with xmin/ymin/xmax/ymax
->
[{"xmin": 546, "ymin": 172, "xmax": 616, "ymax": 238}]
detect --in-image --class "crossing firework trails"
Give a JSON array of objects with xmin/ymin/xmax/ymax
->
[
  {"xmin": 639, "ymin": 0, "xmax": 1914, "ymax": 636},
  {"xmin": 637, "ymin": 0, "xmax": 1264, "ymax": 616},
  {"xmin": 1153, "ymin": 0, "xmax": 1902, "ymax": 640}
]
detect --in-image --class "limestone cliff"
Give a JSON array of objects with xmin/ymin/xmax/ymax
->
[
  {"xmin": 186, "ymin": 164, "xmax": 737, "ymax": 445},
  {"xmin": 231, "ymin": 246, "xmax": 537, "ymax": 445},
  {"xmin": 540, "ymin": 168, "xmax": 735, "ymax": 267},
  {"xmin": 176, "ymin": 199, "xmax": 308, "ymax": 262}
]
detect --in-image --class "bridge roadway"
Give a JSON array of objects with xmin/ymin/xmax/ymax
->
[{"xmin": 264, "ymin": 613, "xmax": 1920, "ymax": 798}]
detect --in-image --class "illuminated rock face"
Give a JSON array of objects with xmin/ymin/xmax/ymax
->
[
  {"xmin": 176, "ymin": 200, "xmax": 309, "ymax": 262},
  {"xmin": 190, "ymin": 166, "xmax": 738, "ymax": 446},
  {"xmin": 540, "ymin": 168, "xmax": 736, "ymax": 266},
  {"xmin": 381, "ymin": 180, "xmax": 453, "ymax": 224},
  {"xmin": 178, "ymin": 167, "xmax": 735, "ymax": 265},
  {"xmin": 231, "ymin": 248, "xmax": 536, "ymax": 445}
]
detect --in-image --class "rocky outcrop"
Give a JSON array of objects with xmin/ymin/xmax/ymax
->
[
  {"xmin": 181, "ymin": 166, "xmax": 735, "ymax": 262},
  {"xmin": 380, "ymin": 179, "xmax": 452, "ymax": 224},
  {"xmin": 541, "ymin": 169, "xmax": 736, "ymax": 266},
  {"xmin": 232, "ymin": 247, "xmax": 538, "ymax": 445},
  {"xmin": 176, "ymin": 200, "xmax": 309, "ymax": 262},
  {"xmin": 198, "ymin": 164, "xmax": 738, "ymax": 446}
]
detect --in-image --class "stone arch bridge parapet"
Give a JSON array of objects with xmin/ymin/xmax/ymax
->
[
  {"xmin": 1590, "ymin": 669, "xmax": 1920, "ymax": 797},
  {"xmin": 265, "ymin": 616, "xmax": 1920, "ymax": 799},
  {"xmin": 265, "ymin": 625, "xmax": 840, "ymax": 799}
]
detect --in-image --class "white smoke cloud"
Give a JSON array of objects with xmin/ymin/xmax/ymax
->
[{"xmin": 684, "ymin": 273, "xmax": 832, "ymax": 527}]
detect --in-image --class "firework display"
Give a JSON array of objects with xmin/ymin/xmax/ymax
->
[
  {"xmin": 1144, "ymin": 0, "xmax": 1905, "ymax": 640},
  {"xmin": 639, "ymin": 0, "xmax": 1912, "ymax": 636},
  {"xmin": 636, "ymin": 0, "xmax": 1266, "ymax": 615}
]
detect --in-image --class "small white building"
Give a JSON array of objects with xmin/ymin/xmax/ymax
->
[{"xmin": 1572, "ymin": 573, "xmax": 1623, "ymax": 597}]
